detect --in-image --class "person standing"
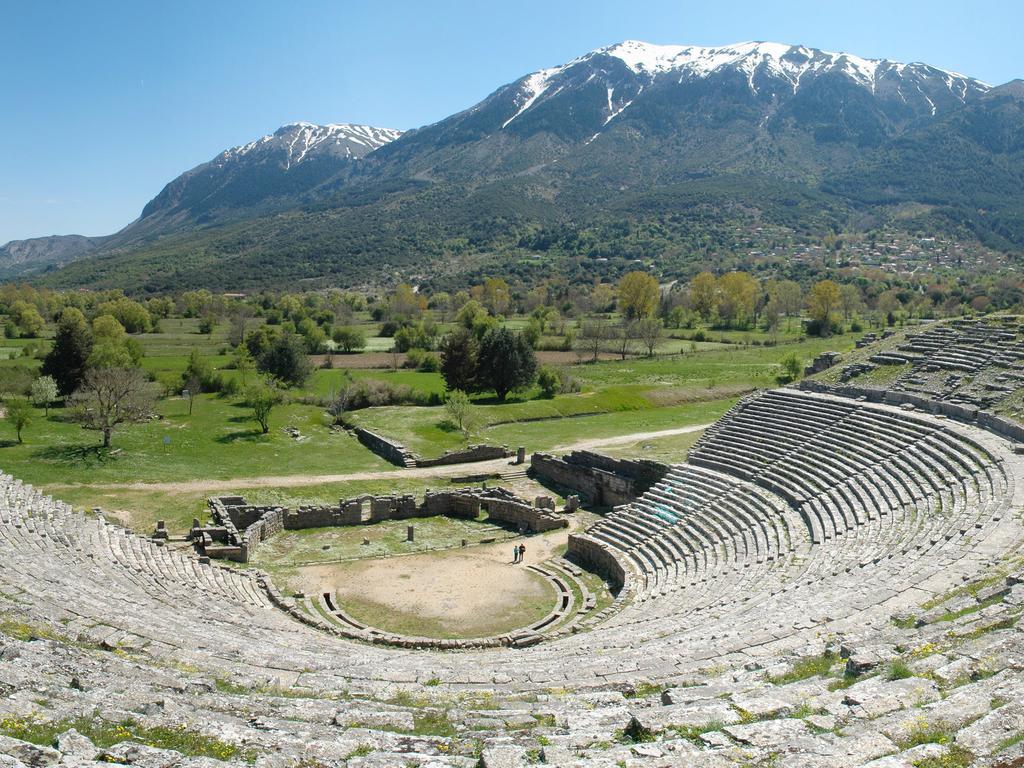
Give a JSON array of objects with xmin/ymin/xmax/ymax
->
[
  {"xmin": 518, "ymin": 543, "xmax": 526, "ymax": 563},
  {"xmin": 512, "ymin": 545, "xmax": 520, "ymax": 563}
]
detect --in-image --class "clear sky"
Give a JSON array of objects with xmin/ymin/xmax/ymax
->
[{"xmin": 2, "ymin": 0, "xmax": 1022, "ymax": 244}]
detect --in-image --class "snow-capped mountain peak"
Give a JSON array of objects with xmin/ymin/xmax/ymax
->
[
  {"xmin": 221, "ymin": 123, "xmax": 402, "ymax": 169},
  {"xmin": 499, "ymin": 40, "xmax": 990, "ymax": 130}
]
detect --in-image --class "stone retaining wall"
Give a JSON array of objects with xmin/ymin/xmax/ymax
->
[
  {"xmin": 352, "ymin": 427, "xmax": 416, "ymax": 467},
  {"xmin": 531, "ymin": 451, "xmax": 669, "ymax": 506},
  {"xmin": 566, "ymin": 533, "xmax": 628, "ymax": 591},
  {"xmin": 417, "ymin": 445, "xmax": 512, "ymax": 467},
  {"xmin": 352, "ymin": 428, "xmax": 510, "ymax": 468}
]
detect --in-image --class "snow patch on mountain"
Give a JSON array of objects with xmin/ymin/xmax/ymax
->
[
  {"xmin": 500, "ymin": 40, "xmax": 990, "ymax": 130},
  {"xmin": 221, "ymin": 123, "xmax": 402, "ymax": 169}
]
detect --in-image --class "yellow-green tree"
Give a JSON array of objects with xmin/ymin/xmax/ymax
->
[
  {"xmin": 689, "ymin": 272, "xmax": 718, "ymax": 321},
  {"xmin": 717, "ymin": 271, "xmax": 758, "ymax": 328},
  {"xmin": 617, "ymin": 271, "xmax": 659, "ymax": 319},
  {"xmin": 808, "ymin": 280, "xmax": 842, "ymax": 336}
]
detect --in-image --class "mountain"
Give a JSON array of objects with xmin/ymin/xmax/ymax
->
[
  {"xmin": 0, "ymin": 123, "xmax": 402, "ymax": 278},
  {"xmin": 25, "ymin": 41, "xmax": 1024, "ymax": 292},
  {"xmin": 137, "ymin": 122, "xmax": 402, "ymax": 229},
  {"xmin": 373, "ymin": 40, "xmax": 988, "ymax": 186},
  {"xmin": 0, "ymin": 234, "xmax": 111, "ymax": 279}
]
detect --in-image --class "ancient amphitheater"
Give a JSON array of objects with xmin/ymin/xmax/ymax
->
[{"xmin": 2, "ymin": 318, "xmax": 1024, "ymax": 767}]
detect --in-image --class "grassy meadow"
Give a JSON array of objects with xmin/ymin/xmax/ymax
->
[{"xmin": 0, "ymin": 310, "xmax": 862, "ymax": 532}]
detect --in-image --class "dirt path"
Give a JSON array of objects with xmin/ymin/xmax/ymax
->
[{"xmin": 47, "ymin": 423, "xmax": 712, "ymax": 494}]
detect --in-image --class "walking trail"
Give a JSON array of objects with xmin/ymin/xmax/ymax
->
[{"xmin": 47, "ymin": 423, "xmax": 712, "ymax": 494}]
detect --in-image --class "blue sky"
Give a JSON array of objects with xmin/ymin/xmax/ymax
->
[{"xmin": 2, "ymin": 0, "xmax": 1022, "ymax": 244}]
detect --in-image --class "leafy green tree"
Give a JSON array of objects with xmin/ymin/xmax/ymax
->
[
  {"xmin": 5, "ymin": 398, "xmax": 32, "ymax": 443},
  {"xmin": 30, "ymin": 376, "xmax": 58, "ymax": 416},
  {"xmin": 297, "ymin": 317, "xmax": 328, "ymax": 353},
  {"xmin": 443, "ymin": 390, "xmax": 478, "ymax": 435},
  {"xmin": 439, "ymin": 328, "xmax": 478, "ymax": 393},
  {"xmin": 41, "ymin": 308, "xmax": 93, "ymax": 396},
  {"xmin": 777, "ymin": 353, "xmax": 804, "ymax": 384},
  {"xmin": 257, "ymin": 332, "xmax": 313, "ymax": 387},
  {"xmin": 88, "ymin": 315, "xmax": 140, "ymax": 369},
  {"xmin": 246, "ymin": 379, "xmax": 283, "ymax": 434},
  {"xmin": 455, "ymin": 300, "xmax": 487, "ymax": 329},
  {"xmin": 9, "ymin": 301, "xmax": 45, "ymax": 338},
  {"xmin": 476, "ymin": 327, "xmax": 537, "ymax": 401},
  {"xmin": 332, "ymin": 326, "xmax": 366, "ymax": 353},
  {"xmin": 95, "ymin": 297, "xmax": 152, "ymax": 333}
]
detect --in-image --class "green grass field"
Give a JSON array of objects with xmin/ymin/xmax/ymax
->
[{"xmin": 0, "ymin": 312, "xmax": 860, "ymax": 533}]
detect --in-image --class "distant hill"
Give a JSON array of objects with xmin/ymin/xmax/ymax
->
[{"xmin": 19, "ymin": 41, "xmax": 1024, "ymax": 292}]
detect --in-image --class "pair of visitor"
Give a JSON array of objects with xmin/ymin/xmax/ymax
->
[{"xmin": 512, "ymin": 543, "xmax": 526, "ymax": 563}]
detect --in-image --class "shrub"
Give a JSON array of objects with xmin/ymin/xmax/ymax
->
[
  {"xmin": 405, "ymin": 348, "xmax": 439, "ymax": 372},
  {"xmin": 328, "ymin": 378, "xmax": 432, "ymax": 417},
  {"xmin": 537, "ymin": 367, "xmax": 559, "ymax": 399}
]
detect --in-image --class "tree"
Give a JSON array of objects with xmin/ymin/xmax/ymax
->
[
  {"xmin": 390, "ymin": 283, "xmax": 425, "ymax": 318},
  {"xmin": 88, "ymin": 315, "xmax": 140, "ymax": 369},
  {"xmin": 476, "ymin": 327, "xmax": 537, "ymax": 401},
  {"xmin": 227, "ymin": 308, "xmax": 253, "ymax": 347},
  {"xmin": 95, "ymin": 297, "xmax": 152, "ymax": 333},
  {"xmin": 839, "ymin": 283, "xmax": 865, "ymax": 323},
  {"xmin": 5, "ymin": 398, "xmax": 32, "ymax": 443},
  {"xmin": 439, "ymin": 328, "xmax": 478, "ymax": 393},
  {"xmin": 613, "ymin": 321, "xmax": 638, "ymax": 360},
  {"xmin": 232, "ymin": 345, "xmax": 256, "ymax": 388},
  {"xmin": 443, "ymin": 390, "xmax": 478, "ymax": 435},
  {"xmin": 589, "ymin": 283, "xmax": 616, "ymax": 314},
  {"xmin": 482, "ymin": 278, "xmax": 511, "ymax": 316},
  {"xmin": 577, "ymin": 317, "xmax": 612, "ymax": 363},
  {"xmin": 30, "ymin": 376, "xmax": 58, "ymax": 416},
  {"xmin": 182, "ymin": 348, "xmax": 219, "ymax": 393},
  {"xmin": 618, "ymin": 271, "xmax": 660, "ymax": 319},
  {"xmin": 771, "ymin": 280, "xmax": 804, "ymax": 330},
  {"xmin": 455, "ymin": 299, "xmax": 487, "ymax": 329},
  {"xmin": 689, "ymin": 272, "xmax": 718, "ymax": 321},
  {"xmin": 41, "ymin": 308, "xmax": 93, "ymax": 396},
  {"xmin": 245, "ymin": 380, "xmax": 282, "ymax": 434},
  {"xmin": 183, "ymin": 375, "xmax": 201, "ymax": 415},
  {"xmin": 635, "ymin": 317, "xmax": 665, "ymax": 357},
  {"xmin": 9, "ymin": 301, "xmax": 45, "ymax": 338},
  {"xmin": 69, "ymin": 368, "xmax": 156, "ymax": 449},
  {"xmin": 717, "ymin": 272, "xmax": 758, "ymax": 328},
  {"xmin": 257, "ymin": 332, "xmax": 313, "ymax": 387},
  {"xmin": 777, "ymin": 353, "xmax": 804, "ymax": 384},
  {"xmin": 332, "ymin": 326, "xmax": 366, "ymax": 353},
  {"xmin": 808, "ymin": 280, "xmax": 842, "ymax": 337}
]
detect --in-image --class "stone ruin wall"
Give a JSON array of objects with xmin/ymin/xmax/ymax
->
[
  {"xmin": 482, "ymin": 495, "xmax": 568, "ymax": 533},
  {"xmin": 352, "ymin": 427, "xmax": 416, "ymax": 467},
  {"xmin": 416, "ymin": 444, "xmax": 511, "ymax": 467},
  {"xmin": 352, "ymin": 427, "xmax": 511, "ymax": 468},
  {"xmin": 197, "ymin": 487, "xmax": 565, "ymax": 562},
  {"xmin": 566, "ymin": 533, "xmax": 628, "ymax": 591},
  {"xmin": 530, "ymin": 450, "xmax": 669, "ymax": 507}
]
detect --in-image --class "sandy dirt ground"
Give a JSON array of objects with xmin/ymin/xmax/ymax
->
[{"xmin": 300, "ymin": 522, "xmax": 575, "ymax": 636}]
